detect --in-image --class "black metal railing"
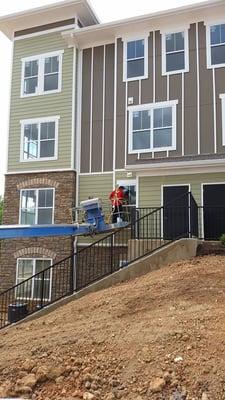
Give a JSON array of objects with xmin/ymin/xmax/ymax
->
[{"xmin": 0, "ymin": 191, "xmax": 198, "ymax": 330}]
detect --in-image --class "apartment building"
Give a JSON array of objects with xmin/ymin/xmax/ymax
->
[{"xmin": 0, "ymin": 0, "xmax": 225, "ymax": 294}]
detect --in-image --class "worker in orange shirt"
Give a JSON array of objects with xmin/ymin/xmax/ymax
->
[{"xmin": 109, "ymin": 186, "xmax": 125, "ymax": 223}]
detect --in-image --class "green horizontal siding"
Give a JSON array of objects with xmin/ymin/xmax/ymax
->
[
  {"xmin": 8, "ymin": 32, "xmax": 74, "ymax": 172},
  {"xmin": 139, "ymin": 172, "xmax": 225, "ymax": 207}
]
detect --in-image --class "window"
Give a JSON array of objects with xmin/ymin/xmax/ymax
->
[
  {"xmin": 117, "ymin": 180, "xmax": 136, "ymax": 205},
  {"xmin": 162, "ymin": 30, "xmax": 189, "ymax": 74},
  {"xmin": 21, "ymin": 50, "xmax": 63, "ymax": 97},
  {"xmin": 20, "ymin": 117, "xmax": 59, "ymax": 161},
  {"xmin": 20, "ymin": 188, "xmax": 54, "ymax": 225},
  {"xmin": 123, "ymin": 38, "xmax": 148, "ymax": 81},
  {"xmin": 207, "ymin": 23, "xmax": 225, "ymax": 68},
  {"xmin": 16, "ymin": 258, "xmax": 52, "ymax": 300},
  {"xmin": 128, "ymin": 101, "xmax": 177, "ymax": 153},
  {"xmin": 220, "ymin": 94, "xmax": 225, "ymax": 145}
]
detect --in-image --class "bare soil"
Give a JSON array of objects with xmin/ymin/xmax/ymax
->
[{"xmin": 1, "ymin": 255, "xmax": 225, "ymax": 400}]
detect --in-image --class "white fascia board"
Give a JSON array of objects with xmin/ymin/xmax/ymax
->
[
  {"xmin": 63, "ymin": 0, "xmax": 225, "ymax": 49},
  {"xmin": 126, "ymin": 158, "xmax": 225, "ymax": 176},
  {"xmin": 0, "ymin": 0, "xmax": 99, "ymax": 40}
]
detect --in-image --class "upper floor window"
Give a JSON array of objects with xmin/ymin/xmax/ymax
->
[
  {"xmin": 220, "ymin": 93, "xmax": 225, "ymax": 146},
  {"xmin": 162, "ymin": 30, "xmax": 189, "ymax": 75},
  {"xmin": 123, "ymin": 38, "xmax": 148, "ymax": 81},
  {"xmin": 207, "ymin": 23, "xmax": 225, "ymax": 68},
  {"xmin": 20, "ymin": 188, "xmax": 54, "ymax": 225},
  {"xmin": 128, "ymin": 101, "xmax": 177, "ymax": 153},
  {"xmin": 16, "ymin": 258, "xmax": 52, "ymax": 301},
  {"xmin": 21, "ymin": 50, "xmax": 63, "ymax": 97},
  {"xmin": 20, "ymin": 116, "xmax": 59, "ymax": 162}
]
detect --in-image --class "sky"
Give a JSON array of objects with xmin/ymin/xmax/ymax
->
[{"xmin": 0, "ymin": 0, "xmax": 205, "ymax": 195}]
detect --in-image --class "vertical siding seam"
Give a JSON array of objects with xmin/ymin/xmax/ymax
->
[
  {"xmin": 113, "ymin": 39, "xmax": 118, "ymax": 188},
  {"xmin": 139, "ymin": 79, "xmax": 142, "ymax": 104},
  {"xmin": 196, "ymin": 22, "xmax": 201, "ymax": 155},
  {"xmin": 153, "ymin": 31, "xmax": 156, "ymax": 103},
  {"xmin": 182, "ymin": 72, "xmax": 185, "ymax": 156},
  {"xmin": 89, "ymin": 47, "xmax": 94, "ymax": 173},
  {"xmin": 124, "ymin": 81, "xmax": 128, "ymax": 167},
  {"xmin": 71, "ymin": 46, "xmax": 76, "ymax": 170},
  {"xmin": 212, "ymin": 68, "xmax": 217, "ymax": 154},
  {"xmin": 76, "ymin": 49, "xmax": 83, "ymax": 206},
  {"xmin": 101, "ymin": 45, "xmax": 106, "ymax": 172},
  {"xmin": 167, "ymin": 75, "xmax": 169, "ymax": 101}
]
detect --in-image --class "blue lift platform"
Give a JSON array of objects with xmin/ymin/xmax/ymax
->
[{"xmin": 0, "ymin": 198, "xmax": 127, "ymax": 240}]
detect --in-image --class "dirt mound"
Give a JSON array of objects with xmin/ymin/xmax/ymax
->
[{"xmin": 0, "ymin": 255, "xmax": 225, "ymax": 400}]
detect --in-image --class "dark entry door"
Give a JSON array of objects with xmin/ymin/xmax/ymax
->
[
  {"xmin": 163, "ymin": 186, "xmax": 189, "ymax": 240},
  {"xmin": 203, "ymin": 184, "xmax": 225, "ymax": 240}
]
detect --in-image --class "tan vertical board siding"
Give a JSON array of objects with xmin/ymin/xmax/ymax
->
[
  {"xmin": 198, "ymin": 22, "xmax": 214, "ymax": 154},
  {"xmin": 141, "ymin": 32, "xmax": 153, "ymax": 104},
  {"xmin": 184, "ymin": 24, "xmax": 198, "ymax": 156},
  {"xmin": 215, "ymin": 68, "xmax": 225, "ymax": 154},
  {"xmin": 81, "ymin": 48, "xmax": 92, "ymax": 173},
  {"xmin": 92, "ymin": 46, "xmax": 104, "ymax": 172},
  {"xmin": 154, "ymin": 30, "xmax": 167, "ymax": 159},
  {"xmin": 116, "ymin": 39, "xmax": 126, "ymax": 169},
  {"xmin": 139, "ymin": 172, "xmax": 225, "ymax": 208},
  {"xmin": 169, "ymin": 75, "xmax": 182, "ymax": 158},
  {"xmin": 155, "ymin": 31, "xmax": 167, "ymax": 102},
  {"xmin": 104, "ymin": 44, "xmax": 114, "ymax": 172},
  {"xmin": 128, "ymin": 81, "xmax": 139, "ymax": 105},
  {"xmin": 8, "ymin": 32, "xmax": 73, "ymax": 172}
]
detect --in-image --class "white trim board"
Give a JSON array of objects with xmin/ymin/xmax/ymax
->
[
  {"xmin": 14, "ymin": 24, "xmax": 75, "ymax": 41},
  {"xmin": 20, "ymin": 116, "xmax": 60, "ymax": 163}
]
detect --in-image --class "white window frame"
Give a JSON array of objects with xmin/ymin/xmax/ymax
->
[
  {"xmin": 21, "ymin": 50, "xmax": 64, "ymax": 98},
  {"xmin": 220, "ymin": 93, "xmax": 225, "ymax": 145},
  {"xmin": 19, "ymin": 187, "xmax": 55, "ymax": 225},
  {"xmin": 128, "ymin": 100, "xmax": 178, "ymax": 154},
  {"xmin": 206, "ymin": 21, "xmax": 225, "ymax": 69},
  {"xmin": 16, "ymin": 258, "xmax": 52, "ymax": 301},
  {"xmin": 161, "ymin": 28, "xmax": 189, "ymax": 75},
  {"xmin": 20, "ymin": 116, "xmax": 60, "ymax": 162},
  {"xmin": 123, "ymin": 37, "xmax": 148, "ymax": 82}
]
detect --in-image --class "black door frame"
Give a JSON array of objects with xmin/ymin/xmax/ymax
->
[{"xmin": 162, "ymin": 184, "xmax": 191, "ymax": 239}]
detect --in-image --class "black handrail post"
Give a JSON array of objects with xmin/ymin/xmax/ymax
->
[
  {"xmin": 70, "ymin": 254, "xmax": 74, "ymax": 295},
  {"xmin": 40, "ymin": 271, "xmax": 45, "ymax": 309}
]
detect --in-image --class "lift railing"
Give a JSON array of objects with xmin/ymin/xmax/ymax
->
[{"xmin": 0, "ymin": 191, "xmax": 197, "ymax": 330}]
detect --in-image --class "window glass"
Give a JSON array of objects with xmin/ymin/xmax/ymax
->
[
  {"xmin": 126, "ymin": 39, "xmax": 146, "ymax": 79},
  {"xmin": 24, "ymin": 60, "xmax": 38, "ymax": 94},
  {"xmin": 23, "ymin": 120, "xmax": 56, "ymax": 160},
  {"xmin": 166, "ymin": 52, "xmax": 185, "ymax": 72},
  {"xmin": 130, "ymin": 105, "xmax": 174, "ymax": 152},
  {"xmin": 20, "ymin": 189, "xmax": 53, "ymax": 225},
  {"xmin": 210, "ymin": 24, "xmax": 225, "ymax": 65},
  {"xmin": 133, "ymin": 131, "xmax": 150, "ymax": 150},
  {"xmin": 22, "ymin": 53, "xmax": 62, "ymax": 96},
  {"xmin": 21, "ymin": 190, "xmax": 36, "ymax": 225},
  {"xmin": 44, "ymin": 56, "xmax": 59, "ymax": 92},
  {"xmin": 211, "ymin": 45, "xmax": 225, "ymax": 65},
  {"xmin": 153, "ymin": 128, "xmax": 172, "ymax": 148},
  {"xmin": 23, "ymin": 124, "xmax": 38, "ymax": 160},
  {"xmin": 16, "ymin": 259, "xmax": 51, "ymax": 300},
  {"xmin": 165, "ymin": 31, "xmax": 185, "ymax": 73}
]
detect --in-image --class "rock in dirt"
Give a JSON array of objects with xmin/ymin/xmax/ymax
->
[
  {"xmin": 17, "ymin": 373, "xmax": 37, "ymax": 389},
  {"xmin": 83, "ymin": 393, "xmax": 96, "ymax": 400},
  {"xmin": 149, "ymin": 377, "xmax": 166, "ymax": 393}
]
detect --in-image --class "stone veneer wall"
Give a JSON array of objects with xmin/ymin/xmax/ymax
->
[{"xmin": 0, "ymin": 171, "xmax": 76, "ymax": 292}]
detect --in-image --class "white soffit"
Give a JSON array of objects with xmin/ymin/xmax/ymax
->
[{"xmin": 0, "ymin": 0, "xmax": 99, "ymax": 40}]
